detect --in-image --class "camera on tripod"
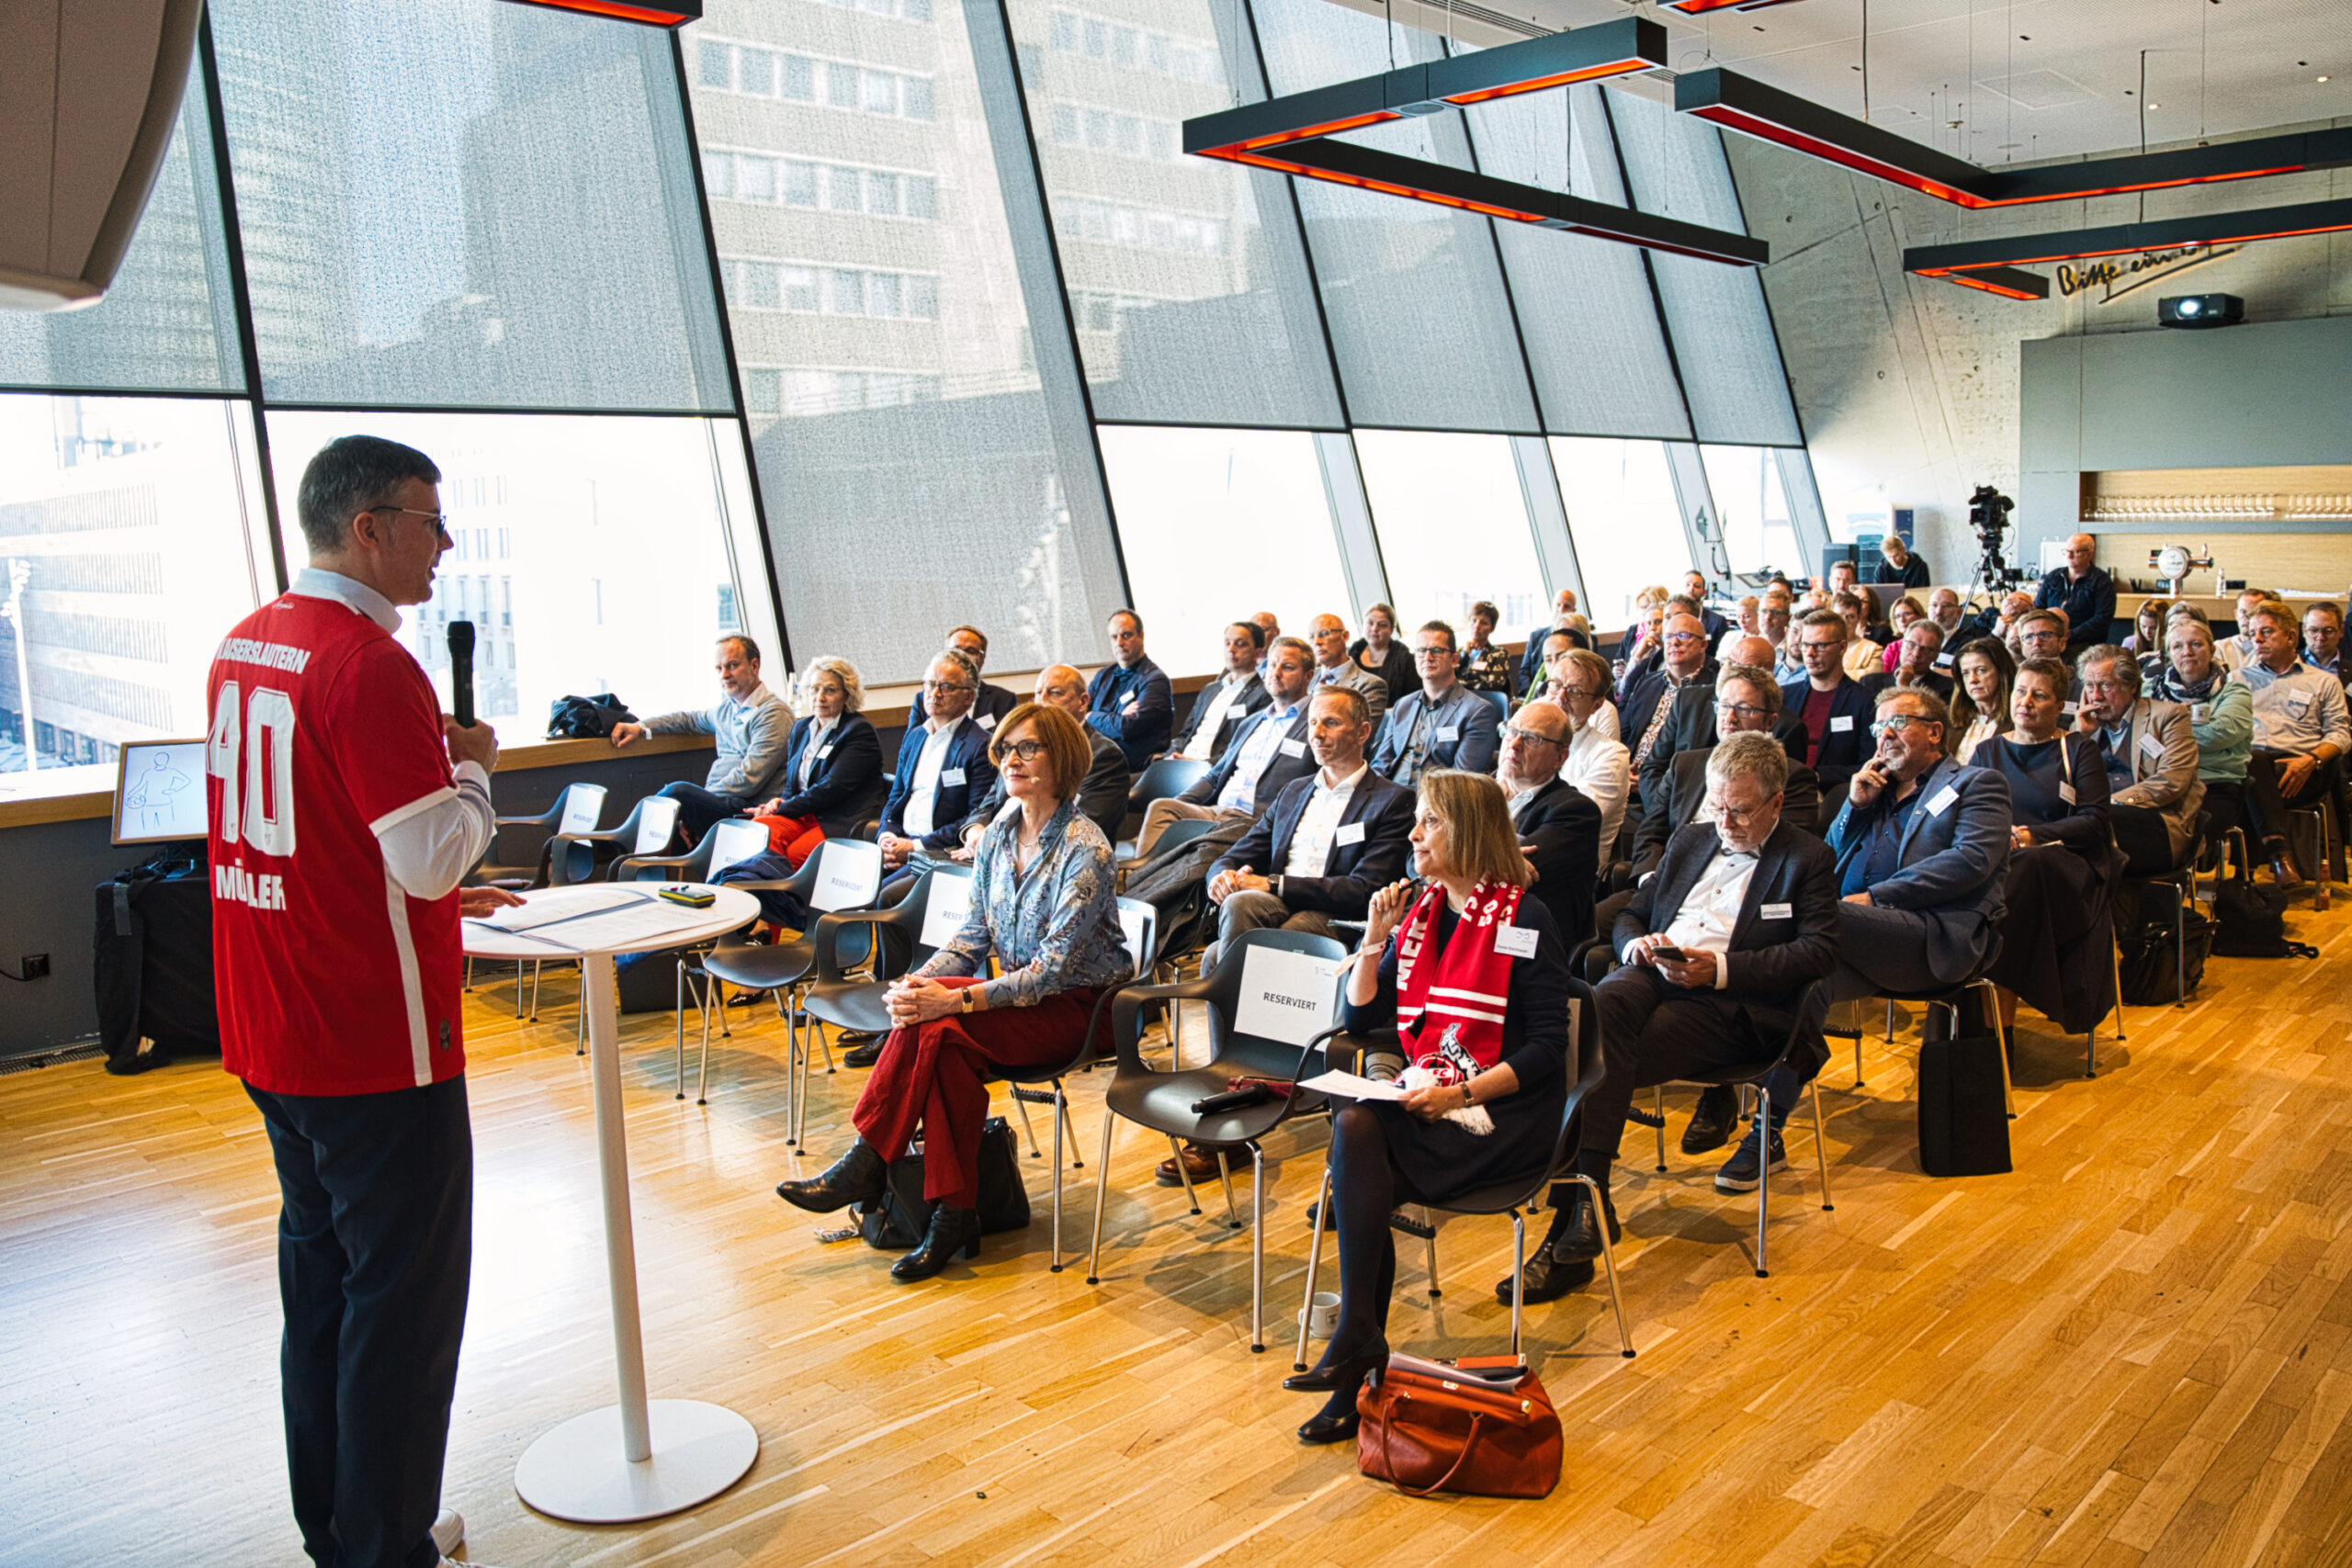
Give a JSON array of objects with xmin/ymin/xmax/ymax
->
[{"xmin": 1969, "ymin": 484, "xmax": 2026, "ymax": 590}]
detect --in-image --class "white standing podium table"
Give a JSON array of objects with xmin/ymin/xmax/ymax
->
[{"xmin": 462, "ymin": 882, "xmax": 763, "ymax": 1523}]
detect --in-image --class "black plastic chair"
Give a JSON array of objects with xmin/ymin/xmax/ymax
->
[
  {"xmin": 613, "ymin": 817, "xmax": 769, "ymax": 885},
  {"xmin": 1290, "ymin": 979, "xmax": 1635, "ymax": 1366},
  {"xmin": 1083, "ymin": 928, "xmax": 1348, "ymax": 1352},
  {"xmin": 800, "ymin": 863, "xmax": 977, "ymax": 1038},
  {"xmin": 1119, "ymin": 756, "xmax": 1211, "ymax": 840},
  {"xmin": 548, "ymin": 793, "xmax": 684, "ymax": 886},
  {"xmin": 477, "ymin": 782, "xmax": 607, "ymax": 888}
]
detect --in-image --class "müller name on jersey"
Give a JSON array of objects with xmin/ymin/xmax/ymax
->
[{"xmin": 214, "ymin": 861, "xmax": 288, "ymax": 912}]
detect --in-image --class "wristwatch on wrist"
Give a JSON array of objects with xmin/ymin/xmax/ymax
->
[
  {"xmin": 959, "ymin": 987, "xmax": 976, "ymax": 1015},
  {"xmin": 1460, "ymin": 1081, "xmax": 1475, "ymax": 1109}
]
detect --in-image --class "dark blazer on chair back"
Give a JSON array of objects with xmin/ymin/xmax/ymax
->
[
  {"xmin": 1614, "ymin": 817, "xmax": 1841, "ymax": 1075},
  {"xmin": 1511, "ymin": 776, "xmax": 1603, "ymax": 946},
  {"xmin": 1825, "ymin": 755, "xmax": 2013, "ymax": 985},
  {"xmin": 882, "ymin": 716, "xmax": 1000, "ymax": 852},
  {"xmin": 1178, "ymin": 704, "xmax": 1314, "ymax": 813},
  {"xmin": 769, "ymin": 713, "xmax": 886, "ymax": 837},
  {"xmin": 1210, "ymin": 768, "xmax": 1414, "ymax": 918}
]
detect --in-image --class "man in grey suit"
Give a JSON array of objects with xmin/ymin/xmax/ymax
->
[
  {"xmin": 1307, "ymin": 612, "xmax": 1388, "ymax": 727},
  {"xmin": 2075, "ymin": 644, "xmax": 2202, "ymax": 876},
  {"xmin": 1368, "ymin": 620, "xmax": 1501, "ymax": 786}
]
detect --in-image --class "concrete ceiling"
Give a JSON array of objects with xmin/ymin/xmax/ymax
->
[{"xmin": 1330, "ymin": 0, "xmax": 2352, "ymax": 165}]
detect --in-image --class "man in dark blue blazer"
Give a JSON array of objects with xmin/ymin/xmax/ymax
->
[
  {"xmin": 1519, "ymin": 587, "xmax": 1581, "ymax": 693},
  {"xmin": 1133, "ymin": 637, "xmax": 1316, "ymax": 856},
  {"xmin": 906, "ymin": 626, "xmax": 1022, "ymax": 733},
  {"xmin": 2034, "ymin": 533, "xmax": 2117, "ymax": 655},
  {"xmin": 1681, "ymin": 571, "xmax": 1733, "ymax": 644},
  {"xmin": 1087, "ymin": 608, "xmax": 1173, "ymax": 770},
  {"xmin": 1516, "ymin": 731, "xmax": 1838, "ymax": 1301},
  {"xmin": 1781, "ymin": 609, "xmax": 1878, "ymax": 821},
  {"xmin": 878, "ymin": 650, "xmax": 1000, "ymax": 869},
  {"xmin": 1205, "ymin": 685, "xmax": 1412, "ymax": 959},
  {"xmin": 1368, "ymin": 621, "xmax": 1501, "ymax": 786},
  {"xmin": 1498, "ymin": 699, "xmax": 1603, "ymax": 947}
]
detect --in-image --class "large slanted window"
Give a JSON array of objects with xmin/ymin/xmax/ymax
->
[
  {"xmin": 1700, "ymin": 445, "xmax": 1801, "ymax": 579},
  {"xmin": 1551, "ymin": 436, "xmax": 1692, "ymax": 633},
  {"xmin": 1352, "ymin": 430, "xmax": 1545, "ymax": 638}
]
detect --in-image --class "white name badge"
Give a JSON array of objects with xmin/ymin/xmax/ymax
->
[
  {"xmin": 2191, "ymin": 704, "xmax": 2211, "ymax": 723},
  {"xmin": 1926, "ymin": 784, "xmax": 1959, "ymax": 817},
  {"xmin": 1334, "ymin": 821, "xmax": 1366, "ymax": 846},
  {"xmin": 1278, "ymin": 738, "xmax": 1308, "ymax": 758},
  {"xmin": 2063, "ymin": 703, "xmax": 2079, "ymax": 718},
  {"xmin": 1493, "ymin": 923, "xmax": 1539, "ymax": 958},
  {"xmin": 1934, "ymin": 653, "xmax": 1954, "ymax": 668},
  {"xmin": 2138, "ymin": 730, "xmax": 2165, "ymax": 760},
  {"xmin": 2058, "ymin": 778, "xmax": 2077, "ymax": 806},
  {"xmin": 942, "ymin": 768, "xmax": 967, "ymax": 786},
  {"xmin": 816, "ymin": 743, "xmax": 835, "ymax": 761},
  {"xmin": 1436, "ymin": 726, "xmax": 1460, "ymax": 743},
  {"xmin": 1830, "ymin": 716, "xmax": 1855, "ymax": 733},
  {"xmin": 1759, "ymin": 901, "xmax": 1793, "ymax": 920},
  {"xmin": 977, "ymin": 711, "xmax": 998, "ymax": 731}
]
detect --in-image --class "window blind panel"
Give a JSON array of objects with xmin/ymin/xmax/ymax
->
[
  {"xmin": 209, "ymin": 0, "xmax": 732, "ymax": 412},
  {"xmin": 1354, "ymin": 429, "xmax": 1547, "ymax": 637},
  {"xmin": 1461, "ymin": 85, "xmax": 1690, "ymax": 441},
  {"xmin": 1004, "ymin": 0, "xmax": 1341, "ymax": 428},
  {"xmin": 0, "ymin": 62, "xmax": 243, "ymax": 395},
  {"xmin": 1605, "ymin": 92, "xmax": 1802, "ymax": 448},
  {"xmin": 1550, "ymin": 434, "xmax": 1694, "ymax": 632},
  {"xmin": 1249, "ymin": 0, "xmax": 1538, "ymax": 434}
]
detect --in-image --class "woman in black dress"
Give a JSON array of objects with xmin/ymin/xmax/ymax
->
[
  {"xmin": 1284, "ymin": 770, "xmax": 1571, "ymax": 1445},
  {"xmin": 1978, "ymin": 657, "xmax": 2117, "ymax": 1034},
  {"xmin": 1348, "ymin": 602, "xmax": 1416, "ymax": 707}
]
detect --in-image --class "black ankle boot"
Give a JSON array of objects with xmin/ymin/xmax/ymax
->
[
  {"xmin": 775, "ymin": 1140, "xmax": 887, "ymax": 1213},
  {"xmin": 890, "ymin": 1204, "xmax": 982, "ymax": 1281}
]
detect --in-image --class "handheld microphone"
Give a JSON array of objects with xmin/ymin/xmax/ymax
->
[{"xmin": 447, "ymin": 620, "xmax": 477, "ymax": 728}]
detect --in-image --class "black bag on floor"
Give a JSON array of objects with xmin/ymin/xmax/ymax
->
[
  {"xmin": 93, "ymin": 849, "xmax": 220, "ymax": 1075},
  {"xmin": 2210, "ymin": 878, "xmax": 2317, "ymax": 959},
  {"xmin": 1917, "ymin": 1031, "xmax": 2011, "ymax": 1178},
  {"xmin": 856, "ymin": 1116, "xmax": 1031, "ymax": 1248},
  {"xmin": 2116, "ymin": 909, "xmax": 2213, "ymax": 1004}
]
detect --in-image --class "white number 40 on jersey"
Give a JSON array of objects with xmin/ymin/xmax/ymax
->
[{"xmin": 209, "ymin": 680, "xmax": 297, "ymax": 857}]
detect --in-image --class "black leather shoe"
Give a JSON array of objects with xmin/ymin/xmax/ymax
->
[
  {"xmin": 1297, "ymin": 1408, "xmax": 1362, "ymax": 1446},
  {"xmin": 1283, "ymin": 1346, "xmax": 1385, "ymax": 1393},
  {"xmin": 1680, "ymin": 1084, "xmax": 1739, "ymax": 1156},
  {"xmin": 1495, "ymin": 1241, "xmax": 1597, "ymax": 1304},
  {"xmin": 1549, "ymin": 1190, "xmax": 1622, "ymax": 1267},
  {"xmin": 775, "ymin": 1140, "xmax": 887, "ymax": 1213},
  {"xmin": 890, "ymin": 1204, "xmax": 982, "ymax": 1281},
  {"xmin": 840, "ymin": 1033, "xmax": 884, "ymax": 1069}
]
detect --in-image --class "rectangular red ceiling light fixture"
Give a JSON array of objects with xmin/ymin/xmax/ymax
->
[
  {"xmin": 1183, "ymin": 17, "xmax": 1766, "ymax": 266},
  {"xmin": 1678, "ymin": 68, "xmax": 2352, "ymax": 209},
  {"xmin": 1665, "ymin": 0, "xmax": 1808, "ymax": 13},
  {"xmin": 495, "ymin": 0, "xmax": 702, "ymax": 25},
  {"xmin": 1905, "ymin": 197, "xmax": 2352, "ymax": 296}
]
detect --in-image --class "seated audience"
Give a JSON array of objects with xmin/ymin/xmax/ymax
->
[
  {"xmin": 2224, "ymin": 588, "xmax": 2274, "ymax": 669},
  {"xmin": 1871, "ymin": 533, "xmax": 1931, "ymax": 589},
  {"xmin": 909, "ymin": 625, "xmax": 1021, "ymax": 731},
  {"xmin": 1517, "ymin": 630, "xmax": 1576, "ymax": 709},
  {"xmin": 1860, "ymin": 619, "xmax": 1954, "ymax": 703},
  {"xmin": 1369, "ymin": 620, "xmax": 1501, "ymax": 786},
  {"xmin": 1714, "ymin": 594, "xmax": 1762, "ymax": 662},
  {"xmin": 1519, "ymin": 587, "xmax": 1580, "ymax": 693},
  {"xmin": 1826, "ymin": 558, "xmax": 1860, "ymax": 599},
  {"xmin": 2239, "ymin": 598, "xmax": 2351, "ymax": 884},
  {"xmin": 714, "ymin": 658, "xmax": 884, "ymax": 929},
  {"xmin": 1979, "ymin": 658, "xmax": 2116, "ymax": 1033},
  {"xmin": 1928, "ymin": 587, "xmax": 1969, "ymax": 649},
  {"xmin": 2035, "ymin": 533, "xmax": 2117, "ymax": 656},
  {"xmin": 2305, "ymin": 600, "xmax": 2346, "ymax": 683},
  {"xmin": 1990, "ymin": 591, "xmax": 2038, "ymax": 658},
  {"xmin": 1552, "ymin": 648, "xmax": 1633, "ymax": 852},
  {"xmin": 1131, "ymin": 637, "xmax": 1314, "ymax": 857},
  {"xmin": 1497, "ymin": 700, "xmax": 1604, "ymax": 945},
  {"xmin": 1171, "ymin": 622, "xmax": 1270, "ymax": 762},
  {"xmin": 1457, "ymin": 600, "xmax": 1517, "ymax": 696},
  {"xmin": 1621, "ymin": 612, "xmax": 1718, "ymax": 788},
  {"xmin": 1289, "ymin": 772, "xmax": 1573, "ymax": 1443},
  {"xmin": 614, "ymin": 635, "xmax": 793, "ymax": 849},
  {"xmin": 1950, "ymin": 637, "xmax": 2016, "ymax": 764},
  {"xmin": 1632, "ymin": 665, "xmax": 1822, "ymax": 886},
  {"xmin": 1308, "ymin": 612, "xmax": 1390, "ymax": 726},
  {"xmin": 1618, "ymin": 600, "xmax": 1668, "ymax": 694},
  {"xmin": 2152, "ymin": 612, "xmax": 2253, "ymax": 869},
  {"xmin": 1878, "ymin": 594, "xmax": 1927, "ymax": 671},
  {"xmin": 1348, "ymin": 603, "xmax": 1415, "ymax": 706},
  {"xmin": 1250, "ymin": 611, "xmax": 1281, "ymax": 668},
  {"xmin": 1781, "ymin": 610, "xmax": 1875, "ymax": 809},
  {"xmin": 1619, "ymin": 584, "xmax": 1671, "ymax": 659},
  {"xmin": 2015, "ymin": 609, "xmax": 2070, "ymax": 668},
  {"xmin": 1545, "ymin": 734, "xmax": 1837, "ymax": 1288},
  {"xmin": 957, "ymin": 664, "xmax": 1131, "ymax": 852},
  {"xmin": 1087, "ymin": 608, "xmax": 1173, "ymax": 770},
  {"xmin": 775, "ymin": 704, "xmax": 1131, "ymax": 1281},
  {"xmin": 2075, "ymin": 645, "xmax": 2202, "ymax": 876},
  {"xmin": 1638, "ymin": 635, "xmax": 1784, "ymax": 799},
  {"xmin": 1681, "ymin": 570, "xmax": 1732, "ymax": 641},
  {"xmin": 879, "ymin": 650, "xmax": 1000, "ymax": 873},
  {"xmin": 2125, "ymin": 598, "xmax": 2173, "ymax": 682},
  {"xmin": 1833, "ymin": 591, "xmax": 1881, "ymax": 680},
  {"xmin": 1204, "ymin": 686, "xmax": 1412, "ymax": 959}
]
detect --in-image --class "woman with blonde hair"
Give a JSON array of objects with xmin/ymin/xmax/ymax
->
[
  {"xmin": 717, "ymin": 656, "xmax": 885, "ymax": 928},
  {"xmin": 1284, "ymin": 770, "xmax": 1573, "ymax": 1444},
  {"xmin": 1348, "ymin": 602, "xmax": 1414, "ymax": 705}
]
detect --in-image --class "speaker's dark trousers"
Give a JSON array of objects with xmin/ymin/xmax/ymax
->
[{"xmin": 246, "ymin": 1076, "xmax": 472, "ymax": 1568}]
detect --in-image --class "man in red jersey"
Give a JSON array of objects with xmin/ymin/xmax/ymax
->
[{"xmin": 209, "ymin": 434, "xmax": 509, "ymax": 1568}]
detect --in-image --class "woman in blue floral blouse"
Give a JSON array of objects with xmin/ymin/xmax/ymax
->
[{"xmin": 777, "ymin": 702, "xmax": 1132, "ymax": 1280}]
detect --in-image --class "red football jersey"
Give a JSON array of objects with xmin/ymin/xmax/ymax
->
[{"xmin": 207, "ymin": 592, "xmax": 467, "ymax": 1096}]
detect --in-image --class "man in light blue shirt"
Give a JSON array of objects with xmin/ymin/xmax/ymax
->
[
  {"xmin": 1132, "ymin": 637, "xmax": 1316, "ymax": 857},
  {"xmin": 613, "ymin": 635, "xmax": 792, "ymax": 850}
]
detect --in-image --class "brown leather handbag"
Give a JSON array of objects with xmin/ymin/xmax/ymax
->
[{"xmin": 1355, "ymin": 1352, "xmax": 1562, "ymax": 1498}]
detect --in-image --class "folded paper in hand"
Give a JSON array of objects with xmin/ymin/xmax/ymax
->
[{"xmin": 1296, "ymin": 1069, "xmax": 1405, "ymax": 1101}]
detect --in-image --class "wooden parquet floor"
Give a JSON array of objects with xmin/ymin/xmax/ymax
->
[{"xmin": 7, "ymin": 910, "xmax": 2352, "ymax": 1568}]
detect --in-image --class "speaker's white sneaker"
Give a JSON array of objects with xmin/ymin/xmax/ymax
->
[{"xmin": 431, "ymin": 1508, "xmax": 464, "ymax": 1557}]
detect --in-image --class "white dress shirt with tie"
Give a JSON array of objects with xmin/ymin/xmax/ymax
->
[
  {"xmin": 1283, "ymin": 762, "xmax": 1367, "ymax": 880},
  {"xmin": 900, "ymin": 716, "xmax": 960, "ymax": 840},
  {"xmin": 1634, "ymin": 841, "xmax": 1757, "ymax": 990},
  {"xmin": 1218, "ymin": 699, "xmax": 1304, "ymax": 814}
]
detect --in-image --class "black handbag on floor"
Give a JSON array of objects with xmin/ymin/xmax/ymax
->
[
  {"xmin": 1917, "ymin": 1031, "xmax": 2011, "ymax": 1178},
  {"xmin": 2116, "ymin": 909, "xmax": 2212, "ymax": 1004},
  {"xmin": 856, "ymin": 1116, "xmax": 1031, "ymax": 1248},
  {"xmin": 2210, "ymin": 877, "xmax": 2317, "ymax": 959}
]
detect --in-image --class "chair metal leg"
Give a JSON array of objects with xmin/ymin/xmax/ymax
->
[
  {"xmin": 1653, "ymin": 1085, "xmax": 1667, "ymax": 1172},
  {"xmin": 1295, "ymin": 1157, "xmax": 1333, "ymax": 1371},
  {"xmin": 1509, "ymin": 1212, "xmax": 1525, "ymax": 1360},
  {"xmin": 1565, "ymin": 1173, "xmax": 1635, "ymax": 1359},
  {"xmin": 1854, "ymin": 1030, "xmax": 1866, "ymax": 1090},
  {"xmin": 529, "ymin": 960, "xmax": 542, "ymax": 1022},
  {"xmin": 673, "ymin": 963, "xmax": 688, "ymax": 1099},
  {"xmin": 1012, "ymin": 1095, "xmax": 1043, "ymax": 1159},
  {"xmin": 1214, "ymin": 1149, "xmax": 1241, "ymax": 1231},
  {"xmin": 1250, "ymin": 1144, "xmax": 1266, "ymax": 1353},
  {"xmin": 1754, "ymin": 1104, "xmax": 1771, "ymax": 1279},
  {"xmin": 514, "ymin": 959, "xmax": 526, "ymax": 1019},
  {"xmin": 2109, "ymin": 935, "xmax": 2127, "ymax": 1047},
  {"xmin": 817, "ymin": 1019, "xmax": 836, "ymax": 1074},
  {"xmin": 695, "ymin": 994, "xmax": 713, "ymax": 1105},
  {"xmin": 1809, "ymin": 1079, "xmax": 1833, "ymax": 1212},
  {"xmin": 1061, "ymin": 1096, "xmax": 1083, "ymax": 1168},
  {"xmin": 1883, "ymin": 998, "xmax": 1895, "ymax": 1045},
  {"xmin": 2173, "ymin": 876, "xmax": 2188, "ymax": 1007},
  {"xmin": 1169, "ymin": 1134, "xmax": 1203, "ymax": 1216},
  {"xmin": 1048, "ymin": 1087, "xmax": 1066, "ymax": 1273},
  {"xmin": 1424, "ymin": 1206, "xmax": 1441, "ymax": 1299},
  {"xmin": 1085, "ymin": 1113, "xmax": 1118, "ymax": 1284}
]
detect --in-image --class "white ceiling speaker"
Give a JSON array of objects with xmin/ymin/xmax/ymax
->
[{"xmin": 0, "ymin": 0, "xmax": 206, "ymax": 312}]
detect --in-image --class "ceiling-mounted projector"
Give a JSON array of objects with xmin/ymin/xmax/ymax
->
[{"xmin": 2158, "ymin": 293, "xmax": 2245, "ymax": 330}]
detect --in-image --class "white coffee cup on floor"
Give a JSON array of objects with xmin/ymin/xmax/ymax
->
[{"xmin": 1297, "ymin": 1291, "xmax": 1340, "ymax": 1339}]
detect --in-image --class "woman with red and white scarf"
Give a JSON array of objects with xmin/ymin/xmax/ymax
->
[{"xmin": 1284, "ymin": 770, "xmax": 1574, "ymax": 1446}]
